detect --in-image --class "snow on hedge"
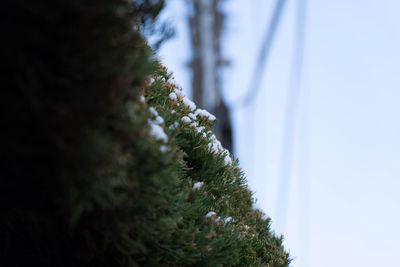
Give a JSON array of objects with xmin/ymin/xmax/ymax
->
[
  {"xmin": 140, "ymin": 65, "xmax": 290, "ymax": 266},
  {"xmin": 148, "ymin": 107, "xmax": 168, "ymax": 143},
  {"xmin": 193, "ymin": 181, "xmax": 204, "ymax": 190}
]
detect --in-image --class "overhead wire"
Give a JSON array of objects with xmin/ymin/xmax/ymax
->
[
  {"xmin": 297, "ymin": 59, "xmax": 310, "ymax": 267},
  {"xmin": 234, "ymin": 0, "xmax": 290, "ymax": 211},
  {"xmin": 219, "ymin": 0, "xmax": 289, "ymax": 110},
  {"xmin": 296, "ymin": 1, "xmax": 309, "ymax": 265},
  {"xmin": 275, "ymin": 0, "xmax": 307, "ymax": 234}
]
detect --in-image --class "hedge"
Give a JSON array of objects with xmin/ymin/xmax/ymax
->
[{"xmin": 0, "ymin": 0, "xmax": 290, "ymax": 266}]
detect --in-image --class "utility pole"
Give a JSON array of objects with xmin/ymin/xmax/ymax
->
[{"xmin": 188, "ymin": 0, "xmax": 232, "ymax": 151}]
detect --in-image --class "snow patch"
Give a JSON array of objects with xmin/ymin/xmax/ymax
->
[
  {"xmin": 169, "ymin": 121, "xmax": 179, "ymax": 130},
  {"xmin": 140, "ymin": 95, "xmax": 145, "ymax": 103},
  {"xmin": 188, "ymin": 112, "xmax": 197, "ymax": 120},
  {"xmin": 194, "ymin": 108, "xmax": 216, "ymax": 121},
  {"xmin": 149, "ymin": 107, "xmax": 158, "ymax": 117},
  {"xmin": 160, "ymin": 145, "xmax": 171, "ymax": 153},
  {"xmin": 149, "ymin": 123, "xmax": 168, "ymax": 143},
  {"xmin": 224, "ymin": 217, "xmax": 233, "ymax": 223},
  {"xmin": 174, "ymin": 88, "xmax": 183, "ymax": 97},
  {"xmin": 205, "ymin": 211, "xmax": 216, "ymax": 218},
  {"xmin": 193, "ymin": 181, "xmax": 204, "ymax": 190},
  {"xmin": 181, "ymin": 116, "xmax": 191, "ymax": 124},
  {"xmin": 207, "ymin": 134, "xmax": 232, "ymax": 166},
  {"xmin": 197, "ymin": 126, "xmax": 205, "ymax": 133},
  {"xmin": 148, "ymin": 106, "xmax": 167, "ymax": 143},
  {"xmin": 208, "ymin": 135, "xmax": 225, "ymax": 155},
  {"xmin": 155, "ymin": 115, "xmax": 164, "ymax": 125},
  {"xmin": 224, "ymin": 154, "xmax": 232, "ymax": 166},
  {"xmin": 182, "ymin": 97, "xmax": 196, "ymax": 111},
  {"xmin": 169, "ymin": 92, "xmax": 177, "ymax": 100}
]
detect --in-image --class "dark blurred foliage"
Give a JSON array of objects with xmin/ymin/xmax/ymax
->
[{"xmin": 0, "ymin": 0, "xmax": 165, "ymax": 266}]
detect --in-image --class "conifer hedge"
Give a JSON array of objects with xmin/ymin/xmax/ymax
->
[{"xmin": 1, "ymin": 0, "xmax": 290, "ymax": 266}]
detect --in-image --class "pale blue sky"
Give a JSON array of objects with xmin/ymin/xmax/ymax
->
[{"xmin": 156, "ymin": 1, "xmax": 400, "ymax": 266}]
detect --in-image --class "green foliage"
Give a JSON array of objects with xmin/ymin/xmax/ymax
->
[
  {"xmin": 141, "ymin": 66, "xmax": 290, "ymax": 266},
  {"xmin": 1, "ymin": 0, "xmax": 289, "ymax": 266}
]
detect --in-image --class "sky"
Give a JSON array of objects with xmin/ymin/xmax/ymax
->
[{"xmin": 155, "ymin": 0, "xmax": 400, "ymax": 266}]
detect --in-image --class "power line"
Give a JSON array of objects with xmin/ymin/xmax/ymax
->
[
  {"xmin": 225, "ymin": 0, "xmax": 289, "ymax": 188},
  {"xmin": 220, "ymin": 0, "xmax": 289, "ymax": 110},
  {"xmin": 275, "ymin": 0, "xmax": 307, "ymax": 234},
  {"xmin": 297, "ymin": 62, "xmax": 310, "ymax": 267},
  {"xmin": 296, "ymin": 1, "xmax": 309, "ymax": 265},
  {"xmin": 236, "ymin": 0, "xmax": 289, "ymax": 199}
]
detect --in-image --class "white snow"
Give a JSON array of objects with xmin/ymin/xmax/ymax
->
[
  {"xmin": 207, "ymin": 113, "xmax": 216, "ymax": 121},
  {"xmin": 147, "ymin": 106, "xmax": 168, "ymax": 143},
  {"xmin": 149, "ymin": 123, "xmax": 168, "ymax": 143},
  {"xmin": 140, "ymin": 95, "xmax": 145, "ymax": 103},
  {"xmin": 208, "ymin": 135, "xmax": 223, "ymax": 154},
  {"xmin": 193, "ymin": 181, "xmax": 204, "ymax": 190},
  {"xmin": 155, "ymin": 115, "xmax": 164, "ymax": 125},
  {"xmin": 181, "ymin": 116, "xmax": 191, "ymax": 124},
  {"xmin": 197, "ymin": 126, "xmax": 205, "ymax": 133},
  {"xmin": 182, "ymin": 97, "xmax": 196, "ymax": 111},
  {"xmin": 244, "ymin": 225, "xmax": 250, "ymax": 230},
  {"xmin": 160, "ymin": 145, "xmax": 171, "ymax": 153},
  {"xmin": 149, "ymin": 107, "xmax": 158, "ymax": 117},
  {"xmin": 224, "ymin": 154, "xmax": 232, "ymax": 166},
  {"xmin": 169, "ymin": 92, "xmax": 177, "ymax": 100},
  {"xmin": 205, "ymin": 211, "xmax": 216, "ymax": 218},
  {"xmin": 224, "ymin": 217, "xmax": 233, "ymax": 223},
  {"xmin": 188, "ymin": 112, "xmax": 197, "ymax": 120},
  {"xmin": 174, "ymin": 88, "xmax": 183, "ymax": 97},
  {"xmin": 171, "ymin": 110, "xmax": 176, "ymax": 114},
  {"xmin": 190, "ymin": 121, "xmax": 198, "ymax": 128},
  {"xmin": 194, "ymin": 108, "xmax": 216, "ymax": 121},
  {"xmin": 169, "ymin": 121, "xmax": 179, "ymax": 130},
  {"xmin": 206, "ymin": 134, "xmax": 233, "ymax": 165}
]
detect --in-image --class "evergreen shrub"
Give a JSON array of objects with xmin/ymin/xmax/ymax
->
[{"xmin": 1, "ymin": 0, "xmax": 290, "ymax": 266}]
